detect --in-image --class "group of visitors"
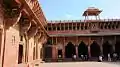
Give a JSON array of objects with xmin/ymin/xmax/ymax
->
[
  {"xmin": 72, "ymin": 54, "xmax": 88, "ymax": 61},
  {"xmin": 97, "ymin": 53, "xmax": 120, "ymax": 62},
  {"xmin": 72, "ymin": 53, "xmax": 120, "ymax": 62}
]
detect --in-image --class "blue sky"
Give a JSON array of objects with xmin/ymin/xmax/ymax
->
[{"xmin": 39, "ymin": 0, "xmax": 120, "ymax": 20}]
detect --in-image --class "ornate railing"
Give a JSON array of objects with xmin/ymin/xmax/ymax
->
[
  {"xmin": 47, "ymin": 20, "xmax": 120, "ymax": 32},
  {"xmin": 48, "ymin": 19, "xmax": 120, "ymax": 23}
]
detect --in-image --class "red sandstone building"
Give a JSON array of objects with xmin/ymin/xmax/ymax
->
[
  {"xmin": 0, "ymin": 0, "xmax": 48, "ymax": 67},
  {"xmin": 44, "ymin": 7, "xmax": 120, "ymax": 62}
]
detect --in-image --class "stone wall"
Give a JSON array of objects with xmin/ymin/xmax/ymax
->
[{"xmin": 4, "ymin": 24, "xmax": 20, "ymax": 67}]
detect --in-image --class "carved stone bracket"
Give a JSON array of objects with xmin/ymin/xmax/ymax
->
[
  {"xmin": 27, "ymin": 20, "xmax": 38, "ymax": 39},
  {"xmin": 20, "ymin": 18, "xmax": 31, "ymax": 35},
  {"xmin": 34, "ymin": 29, "xmax": 41, "ymax": 39},
  {"xmin": 5, "ymin": 12, "xmax": 22, "ymax": 29},
  {"xmin": 38, "ymin": 32, "xmax": 47, "ymax": 44}
]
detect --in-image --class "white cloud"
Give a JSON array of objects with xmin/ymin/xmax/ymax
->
[
  {"xmin": 65, "ymin": 14, "xmax": 72, "ymax": 20},
  {"xmin": 64, "ymin": 14, "xmax": 80, "ymax": 20}
]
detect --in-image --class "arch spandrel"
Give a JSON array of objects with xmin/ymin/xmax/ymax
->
[
  {"xmin": 64, "ymin": 37, "xmax": 76, "ymax": 46},
  {"xmin": 77, "ymin": 40, "xmax": 89, "ymax": 46}
]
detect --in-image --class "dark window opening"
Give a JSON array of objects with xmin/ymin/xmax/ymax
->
[
  {"xmin": 100, "ymin": 26, "xmax": 103, "ymax": 29},
  {"xmin": 45, "ymin": 27, "xmax": 47, "ymax": 30},
  {"xmin": 20, "ymin": 36, "xmax": 23, "ymax": 41},
  {"xmin": 69, "ymin": 26, "xmax": 72, "ymax": 30},
  {"xmin": 48, "ymin": 27, "xmax": 52, "ymax": 31},
  {"xmin": 73, "ymin": 26, "xmax": 76, "ymax": 30},
  {"xmin": 81, "ymin": 26, "xmax": 83, "ymax": 30},
  {"xmin": 57, "ymin": 27, "xmax": 60, "ymax": 30},
  {"xmin": 65, "ymin": 27, "xmax": 68, "ymax": 30},
  {"xmin": 104, "ymin": 25, "xmax": 107, "ymax": 29},
  {"xmin": 85, "ymin": 26, "xmax": 88, "ymax": 30},
  {"xmin": 108, "ymin": 25, "xmax": 111, "ymax": 29},
  {"xmin": 61, "ymin": 27, "xmax": 64, "ymax": 30},
  {"xmin": 33, "ymin": 47, "xmax": 35, "ymax": 60},
  {"xmin": 112, "ymin": 25, "xmax": 115, "ymax": 29},
  {"xmin": 77, "ymin": 26, "xmax": 79, "ymax": 30},
  {"xmin": 18, "ymin": 45, "xmax": 23, "ymax": 64},
  {"xmin": 46, "ymin": 39, "xmax": 52, "ymax": 45},
  {"xmin": 116, "ymin": 25, "xmax": 119, "ymax": 29},
  {"xmin": 53, "ymin": 27, "xmax": 56, "ymax": 30}
]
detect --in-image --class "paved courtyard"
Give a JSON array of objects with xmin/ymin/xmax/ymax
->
[{"xmin": 40, "ymin": 62, "xmax": 120, "ymax": 67}]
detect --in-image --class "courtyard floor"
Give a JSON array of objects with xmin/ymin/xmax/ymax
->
[{"xmin": 40, "ymin": 62, "xmax": 120, "ymax": 67}]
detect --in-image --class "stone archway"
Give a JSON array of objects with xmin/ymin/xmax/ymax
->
[
  {"xmin": 115, "ymin": 41, "xmax": 120, "ymax": 56},
  {"xmin": 44, "ymin": 40, "xmax": 52, "ymax": 60},
  {"xmin": 102, "ymin": 41, "xmax": 113, "ymax": 57},
  {"xmin": 78, "ymin": 41, "xmax": 88, "ymax": 57},
  {"xmin": 57, "ymin": 44, "xmax": 63, "ymax": 58},
  {"xmin": 90, "ymin": 41, "xmax": 100, "ymax": 57},
  {"xmin": 65, "ymin": 42, "xmax": 76, "ymax": 58}
]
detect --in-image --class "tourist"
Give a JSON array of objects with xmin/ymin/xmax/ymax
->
[
  {"xmin": 73, "ymin": 55, "xmax": 77, "ymax": 61},
  {"xmin": 85, "ymin": 55, "xmax": 88, "ymax": 61},
  {"xmin": 81, "ymin": 55, "xmax": 84, "ymax": 61},
  {"xmin": 98, "ymin": 55, "xmax": 103, "ymax": 62},
  {"xmin": 58, "ymin": 55, "xmax": 61, "ymax": 58},
  {"xmin": 108, "ymin": 53, "xmax": 111, "ymax": 62},
  {"xmin": 113, "ymin": 53, "xmax": 117, "ymax": 61}
]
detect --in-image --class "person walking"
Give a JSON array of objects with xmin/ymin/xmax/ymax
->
[
  {"xmin": 108, "ymin": 53, "xmax": 111, "ymax": 62},
  {"xmin": 98, "ymin": 55, "xmax": 103, "ymax": 62},
  {"xmin": 113, "ymin": 53, "xmax": 118, "ymax": 61}
]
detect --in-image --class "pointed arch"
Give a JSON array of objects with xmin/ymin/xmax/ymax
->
[
  {"xmin": 102, "ymin": 41, "xmax": 113, "ymax": 57},
  {"xmin": 65, "ymin": 42, "xmax": 76, "ymax": 58},
  {"xmin": 78, "ymin": 41, "xmax": 88, "ymax": 57},
  {"xmin": 90, "ymin": 41, "xmax": 100, "ymax": 57},
  {"xmin": 115, "ymin": 41, "xmax": 120, "ymax": 55}
]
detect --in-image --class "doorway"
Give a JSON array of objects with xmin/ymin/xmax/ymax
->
[
  {"xmin": 78, "ymin": 41, "xmax": 88, "ymax": 57},
  {"xmin": 115, "ymin": 41, "xmax": 120, "ymax": 56},
  {"xmin": 65, "ymin": 42, "xmax": 76, "ymax": 58},
  {"xmin": 90, "ymin": 41, "xmax": 100, "ymax": 57},
  {"xmin": 58, "ymin": 49, "xmax": 62, "ymax": 58},
  {"xmin": 102, "ymin": 41, "xmax": 113, "ymax": 58}
]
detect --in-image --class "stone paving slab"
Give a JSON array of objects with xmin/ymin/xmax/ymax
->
[{"xmin": 40, "ymin": 62, "xmax": 120, "ymax": 67}]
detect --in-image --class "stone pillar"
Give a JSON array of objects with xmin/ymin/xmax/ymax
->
[
  {"xmin": 88, "ymin": 37, "xmax": 91, "ymax": 58},
  {"xmin": 62, "ymin": 45, "xmax": 65, "ymax": 59},
  {"xmin": 76, "ymin": 36, "xmax": 78, "ymax": 58},
  {"xmin": 100, "ymin": 36, "xmax": 103, "ymax": 55},
  {"xmin": 113, "ymin": 36, "xmax": 116, "ymax": 52},
  {"xmin": 52, "ymin": 45, "xmax": 56, "ymax": 61},
  {"xmin": 75, "ymin": 45, "xmax": 78, "ymax": 58}
]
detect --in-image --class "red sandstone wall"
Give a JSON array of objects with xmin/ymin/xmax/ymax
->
[
  {"xmin": 38, "ymin": 43, "xmax": 43, "ymax": 61},
  {"xmin": 0, "ymin": 4, "xmax": 4, "ymax": 66},
  {"xmin": 4, "ymin": 25, "xmax": 20, "ymax": 67}
]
